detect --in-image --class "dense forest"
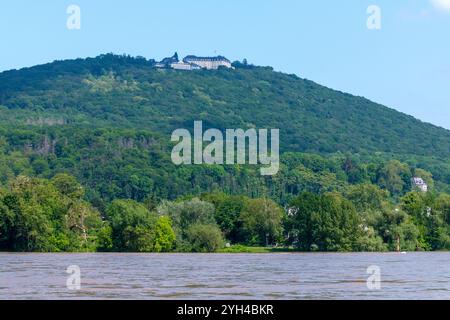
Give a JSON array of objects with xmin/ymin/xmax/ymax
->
[
  {"xmin": 1, "ymin": 174, "xmax": 449, "ymax": 252},
  {"xmin": 0, "ymin": 54, "xmax": 449, "ymax": 252}
]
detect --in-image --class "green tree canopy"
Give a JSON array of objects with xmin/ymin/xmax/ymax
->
[{"xmin": 239, "ymin": 198, "xmax": 284, "ymax": 246}]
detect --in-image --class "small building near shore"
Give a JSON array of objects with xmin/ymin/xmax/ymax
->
[{"xmin": 412, "ymin": 177, "xmax": 428, "ymax": 192}]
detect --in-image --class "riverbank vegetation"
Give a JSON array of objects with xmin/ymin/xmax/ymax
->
[{"xmin": 0, "ymin": 174, "xmax": 448, "ymax": 252}]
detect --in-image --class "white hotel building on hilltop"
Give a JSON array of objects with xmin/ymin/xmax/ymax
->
[
  {"xmin": 183, "ymin": 55, "xmax": 232, "ymax": 70},
  {"xmin": 155, "ymin": 53, "xmax": 233, "ymax": 70}
]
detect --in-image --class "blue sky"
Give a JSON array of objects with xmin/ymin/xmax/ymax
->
[{"xmin": 0, "ymin": 0, "xmax": 449, "ymax": 129}]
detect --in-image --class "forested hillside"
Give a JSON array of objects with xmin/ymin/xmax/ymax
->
[
  {"xmin": 0, "ymin": 54, "xmax": 449, "ymax": 252},
  {"xmin": 1, "ymin": 54, "xmax": 449, "ymax": 156}
]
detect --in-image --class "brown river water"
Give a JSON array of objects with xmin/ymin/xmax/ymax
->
[{"xmin": 0, "ymin": 252, "xmax": 449, "ymax": 300}]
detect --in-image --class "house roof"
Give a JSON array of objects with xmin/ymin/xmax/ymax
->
[{"xmin": 183, "ymin": 55, "xmax": 230, "ymax": 63}]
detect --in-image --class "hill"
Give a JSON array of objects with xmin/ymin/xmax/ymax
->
[
  {"xmin": 1, "ymin": 54, "xmax": 449, "ymax": 252},
  {"xmin": 0, "ymin": 54, "xmax": 449, "ymax": 207},
  {"xmin": 1, "ymin": 54, "xmax": 449, "ymax": 156}
]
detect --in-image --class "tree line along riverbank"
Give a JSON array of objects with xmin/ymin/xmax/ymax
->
[{"xmin": 1, "ymin": 174, "xmax": 449, "ymax": 253}]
